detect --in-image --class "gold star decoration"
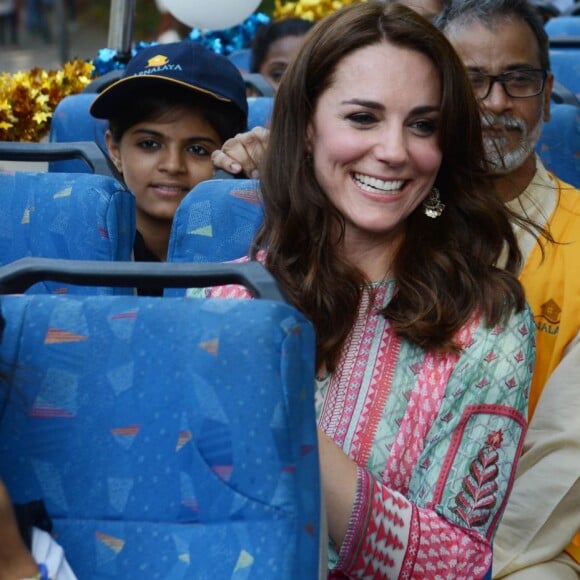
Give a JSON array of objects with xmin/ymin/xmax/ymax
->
[
  {"xmin": 273, "ymin": 0, "xmax": 366, "ymax": 21},
  {"xmin": 0, "ymin": 59, "xmax": 94, "ymax": 142}
]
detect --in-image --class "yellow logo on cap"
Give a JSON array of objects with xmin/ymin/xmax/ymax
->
[{"xmin": 146, "ymin": 55, "xmax": 169, "ymax": 67}]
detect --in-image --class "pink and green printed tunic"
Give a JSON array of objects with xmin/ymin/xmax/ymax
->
[{"xmin": 197, "ymin": 276, "xmax": 534, "ymax": 579}]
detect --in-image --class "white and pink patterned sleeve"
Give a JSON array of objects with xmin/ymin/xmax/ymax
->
[
  {"xmin": 185, "ymin": 256, "xmax": 259, "ymax": 300},
  {"xmin": 186, "ymin": 285, "xmax": 253, "ymax": 299},
  {"xmin": 332, "ymin": 305, "xmax": 535, "ymax": 579}
]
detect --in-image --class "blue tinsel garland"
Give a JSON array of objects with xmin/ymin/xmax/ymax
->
[{"xmin": 92, "ymin": 12, "xmax": 270, "ymax": 76}]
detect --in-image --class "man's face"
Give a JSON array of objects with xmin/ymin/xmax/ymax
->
[{"xmin": 446, "ymin": 17, "xmax": 553, "ymax": 176}]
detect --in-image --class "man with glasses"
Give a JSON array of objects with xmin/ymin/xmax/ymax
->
[{"xmin": 438, "ymin": 1, "xmax": 580, "ymax": 579}]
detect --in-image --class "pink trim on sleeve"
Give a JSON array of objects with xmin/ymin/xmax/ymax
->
[{"xmin": 335, "ymin": 465, "xmax": 374, "ymax": 571}]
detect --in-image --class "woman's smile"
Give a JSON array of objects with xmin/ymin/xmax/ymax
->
[{"xmin": 351, "ymin": 172, "xmax": 405, "ymax": 195}]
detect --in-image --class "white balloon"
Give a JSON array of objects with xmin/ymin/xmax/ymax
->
[{"xmin": 163, "ymin": 0, "xmax": 262, "ymax": 30}]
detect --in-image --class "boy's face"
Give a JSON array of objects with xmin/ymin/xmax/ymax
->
[
  {"xmin": 106, "ymin": 106, "xmax": 222, "ymax": 233},
  {"xmin": 259, "ymin": 34, "xmax": 306, "ymax": 91}
]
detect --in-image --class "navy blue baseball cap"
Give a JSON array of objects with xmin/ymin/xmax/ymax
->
[{"xmin": 90, "ymin": 41, "xmax": 248, "ymax": 121}]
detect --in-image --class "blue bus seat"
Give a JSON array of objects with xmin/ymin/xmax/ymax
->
[
  {"xmin": 243, "ymin": 73, "xmax": 275, "ymax": 97},
  {"xmin": 552, "ymin": 79, "xmax": 579, "ymax": 105},
  {"xmin": 228, "ymin": 48, "xmax": 251, "ymax": 72},
  {"xmin": 165, "ymin": 178, "xmax": 263, "ymax": 296},
  {"xmin": 545, "ymin": 15, "xmax": 580, "ymax": 36},
  {"xmin": 550, "ymin": 48, "xmax": 580, "ymax": 99},
  {"xmin": 0, "ymin": 140, "xmax": 115, "ymax": 178},
  {"xmin": 0, "ymin": 258, "xmax": 321, "ymax": 579},
  {"xmin": 0, "ymin": 171, "xmax": 135, "ymax": 294},
  {"xmin": 537, "ymin": 102, "xmax": 580, "ymax": 187},
  {"xmin": 563, "ymin": 2, "xmax": 580, "ymax": 16},
  {"xmin": 48, "ymin": 93, "xmax": 108, "ymax": 174},
  {"xmin": 248, "ymin": 96, "xmax": 274, "ymax": 129}
]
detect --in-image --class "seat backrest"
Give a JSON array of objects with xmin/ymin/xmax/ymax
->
[
  {"xmin": 536, "ymin": 102, "xmax": 580, "ymax": 187},
  {"xmin": 0, "ymin": 140, "xmax": 116, "ymax": 178},
  {"xmin": 545, "ymin": 15, "xmax": 580, "ymax": 36},
  {"xmin": 0, "ymin": 260, "xmax": 321, "ymax": 579},
  {"xmin": 552, "ymin": 78, "xmax": 580, "ymax": 105},
  {"xmin": 550, "ymin": 48, "xmax": 580, "ymax": 99},
  {"xmin": 48, "ymin": 93, "xmax": 108, "ymax": 174},
  {"xmin": 0, "ymin": 172, "xmax": 135, "ymax": 294},
  {"xmin": 81, "ymin": 69, "xmax": 124, "ymax": 94},
  {"xmin": 248, "ymin": 96, "xmax": 274, "ymax": 129},
  {"xmin": 165, "ymin": 178, "xmax": 263, "ymax": 296},
  {"xmin": 228, "ymin": 48, "xmax": 251, "ymax": 72},
  {"xmin": 243, "ymin": 73, "xmax": 275, "ymax": 97},
  {"xmin": 563, "ymin": 1, "xmax": 580, "ymax": 16}
]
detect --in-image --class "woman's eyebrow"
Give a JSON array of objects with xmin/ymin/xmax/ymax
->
[
  {"xmin": 131, "ymin": 128, "xmax": 220, "ymax": 145},
  {"xmin": 341, "ymin": 98, "xmax": 384, "ymax": 110},
  {"xmin": 341, "ymin": 99, "xmax": 440, "ymax": 115}
]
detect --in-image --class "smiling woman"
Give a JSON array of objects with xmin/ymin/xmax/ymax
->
[
  {"xmin": 90, "ymin": 41, "xmax": 248, "ymax": 292},
  {"xmin": 199, "ymin": 2, "xmax": 536, "ymax": 577},
  {"xmin": 305, "ymin": 41, "xmax": 443, "ymax": 276}
]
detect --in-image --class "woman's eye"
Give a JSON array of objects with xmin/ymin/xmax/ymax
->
[
  {"xmin": 412, "ymin": 119, "xmax": 437, "ymax": 135},
  {"xmin": 265, "ymin": 65, "xmax": 287, "ymax": 84},
  {"xmin": 137, "ymin": 139, "xmax": 160, "ymax": 150},
  {"xmin": 188, "ymin": 144, "xmax": 210, "ymax": 156},
  {"xmin": 268, "ymin": 69, "xmax": 285, "ymax": 82},
  {"xmin": 347, "ymin": 112, "xmax": 377, "ymax": 125}
]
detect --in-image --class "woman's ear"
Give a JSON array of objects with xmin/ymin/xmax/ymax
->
[{"xmin": 105, "ymin": 130, "xmax": 123, "ymax": 174}]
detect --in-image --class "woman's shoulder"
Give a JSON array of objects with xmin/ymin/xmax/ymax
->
[
  {"xmin": 206, "ymin": 283, "xmax": 253, "ymax": 299},
  {"xmin": 186, "ymin": 254, "xmax": 264, "ymax": 300},
  {"xmin": 458, "ymin": 301, "xmax": 535, "ymax": 351}
]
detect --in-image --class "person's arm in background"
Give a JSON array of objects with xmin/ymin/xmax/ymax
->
[
  {"xmin": 211, "ymin": 126, "xmax": 270, "ymax": 178},
  {"xmin": 0, "ymin": 480, "xmax": 77, "ymax": 579},
  {"xmin": 492, "ymin": 332, "xmax": 580, "ymax": 577},
  {"xmin": 0, "ymin": 480, "xmax": 40, "ymax": 580}
]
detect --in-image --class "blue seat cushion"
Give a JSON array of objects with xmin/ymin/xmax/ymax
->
[
  {"xmin": 536, "ymin": 102, "xmax": 580, "ymax": 187},
  {"xmin": 0, "ymin": 293, "xmax": 320, "ymax": 578},
  {"xmin": 0, "ymin": 172, "xmax": 135, "ymax": 294}
]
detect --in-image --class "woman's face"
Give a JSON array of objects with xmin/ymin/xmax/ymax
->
[
  {"xmin": 307, "ymin": 41, "xmax": 442, "ymax": 252},
  {"xmin": 259, "ymin": 35, "xmax": 306, "ymax": 90},
  {"xmin": 106, "ymin": 107, "xmax": 222, "ymax": 226}
]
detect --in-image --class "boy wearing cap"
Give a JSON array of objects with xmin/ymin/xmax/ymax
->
[{"xmin": 91, "ymin": 41, "xmax": 248, "ymax": 294}]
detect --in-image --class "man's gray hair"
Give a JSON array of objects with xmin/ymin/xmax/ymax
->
[{"xmin": 434, "ymin": 0, "xmax": 550, "ymax": 70}]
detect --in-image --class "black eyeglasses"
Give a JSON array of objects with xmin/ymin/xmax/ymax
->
[{"xmin": 467, "ymin": 69, "xmax": 548, "ymax": 100}]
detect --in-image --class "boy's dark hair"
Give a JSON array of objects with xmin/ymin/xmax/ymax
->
[
  {"xmin": 106, "ymin": 85, "xmax": 247, "ymax": 145},
  {"xmin": 250, "ymin": 18, "xmax": 314, "ymax": 73}
]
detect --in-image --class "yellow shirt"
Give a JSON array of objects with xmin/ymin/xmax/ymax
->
[
  {"xmin": 512, "ymin": 170, "xmax": 580, "ymax": 565},
  {"xmin": 518, "ymin": 176, "xmax": 580, "ymax": 422}
]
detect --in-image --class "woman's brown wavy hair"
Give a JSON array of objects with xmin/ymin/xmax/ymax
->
[{"xmin": 252, "ymin": 1, "xmax": 525, "ymax": 371}]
